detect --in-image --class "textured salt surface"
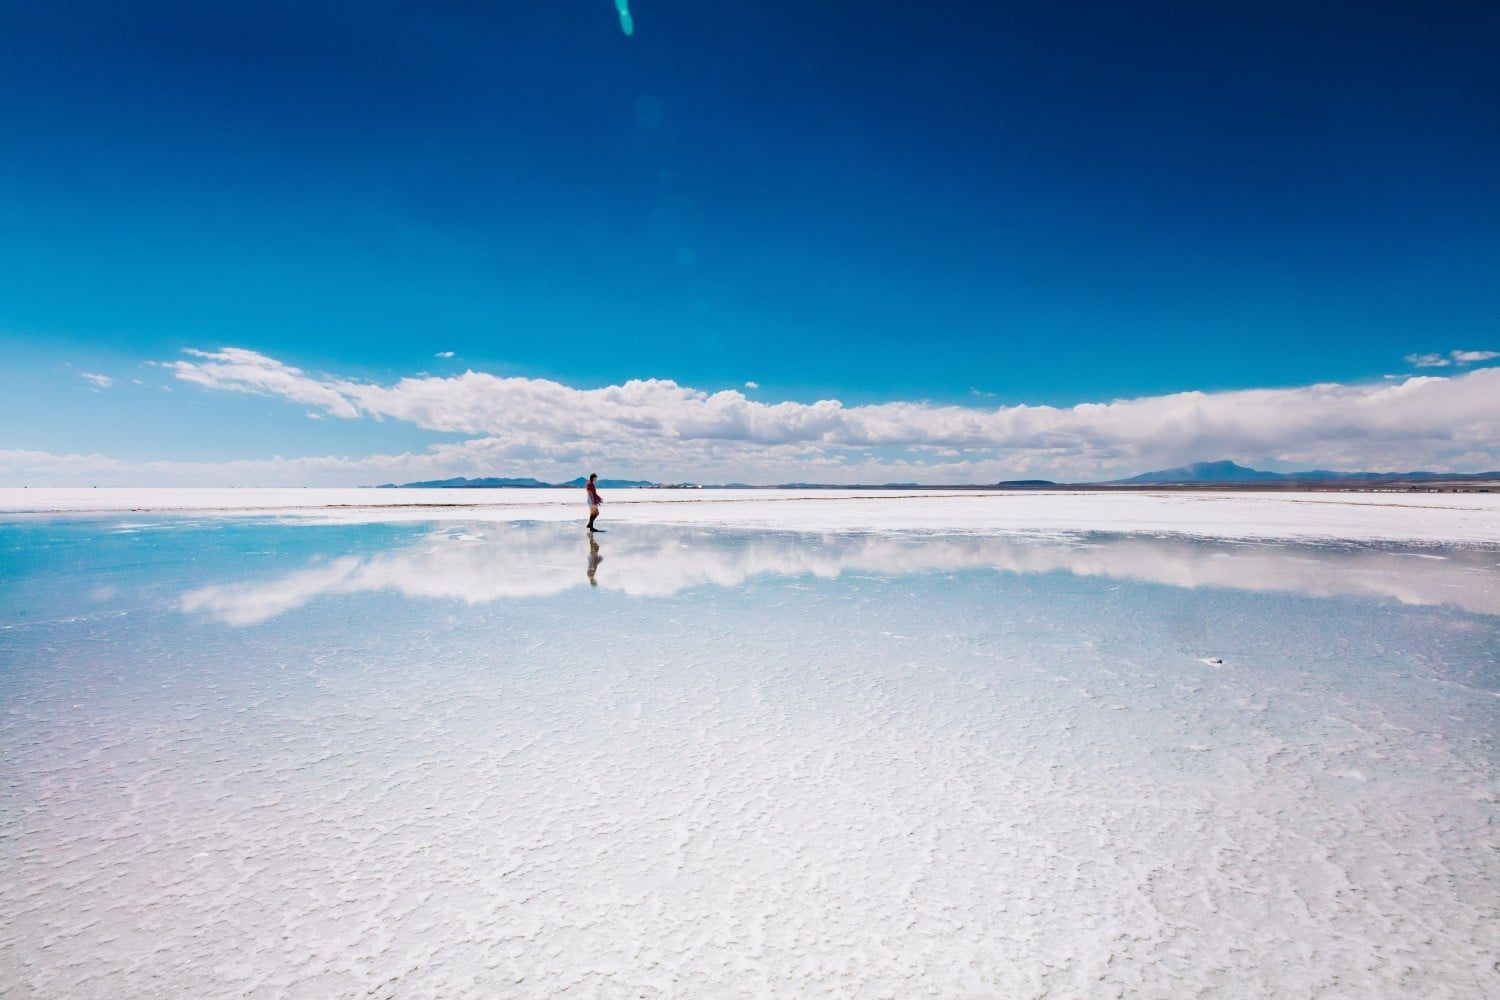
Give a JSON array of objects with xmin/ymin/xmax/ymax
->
[
  {"xmin": 2, "ymin": 519, "xmax": 1498, "ymax": 997},
  {"xmin": 6, "ymin": 486, "xmax": 1500, "ymax": 543}
]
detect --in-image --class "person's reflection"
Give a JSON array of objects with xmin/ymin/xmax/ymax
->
[{"xmin": 586, "ymin": 534, "xmax": 602, "ymax": 587}]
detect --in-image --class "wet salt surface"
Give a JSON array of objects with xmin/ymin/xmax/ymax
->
[{"xmin": 2, "ymin": 519, "xmax": 1498, "ymax": 997}]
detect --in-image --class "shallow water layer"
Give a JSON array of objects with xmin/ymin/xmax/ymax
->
[{"xmin": 2, "ymin": 519, "xmax": 1498, "ymax": 997}]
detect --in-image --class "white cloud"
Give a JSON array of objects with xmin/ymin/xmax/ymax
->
[
  {"xmin": 167, "ymin": 348, "xmax": 361, "ymax": 417},
  {"xmin": 1398, "ymin": 350, "xmax": 1494, "ymax": 370},
  {"xmin": 79, "ymin": 372, "xmax": 113, "ymax": 388},
  {"xmin": 7, "ymin": 347, "xmax": 1499, "ymax": 486},
  {"xmin": 744, "ymin": 381, "xmax": 759, "ymax": 389},
  {"xmin": 168, "ymin": 345, "xmax": 1500, "ymax": 460},
  {"xmin": 435, "ymin": 351, "xmax": 455, "ymax": 359},
  {"xmin": 1405, "ymin": 349, "xmax": 1498, "ymax": 369}
]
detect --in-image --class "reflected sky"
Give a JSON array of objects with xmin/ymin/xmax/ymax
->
[
  {"xmin": 3, "ymin": 517, "xmax": 1497, "ymax": 996},
  {"xmin": 169, "ymin": 521, "xmax": 1500, "ymax": 626}
]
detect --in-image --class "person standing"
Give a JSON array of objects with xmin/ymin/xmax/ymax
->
[{"xmin": 585, "ymin": 473, "xmax": 603, "ymax": 532}]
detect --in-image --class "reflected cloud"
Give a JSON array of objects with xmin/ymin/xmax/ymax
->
[{"xmin": 181, "ymin": 524, "xmax": 1500, "ymax": 625}]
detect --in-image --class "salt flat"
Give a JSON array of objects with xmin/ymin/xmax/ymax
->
[
  {"xmin": 2, "ymin": 516, "xmax": 1497, "ymax": 997},
  {"xmin": 5, "ymin": 486, "xmax": 1500, "ymax": 542}
]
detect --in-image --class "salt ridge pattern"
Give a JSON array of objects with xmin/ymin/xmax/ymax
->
[{"xmin": 2, "ymin": 519, "xmax": 1497, "ymax": 996}]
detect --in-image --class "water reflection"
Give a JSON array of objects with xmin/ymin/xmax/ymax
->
[
  {"xmin": 587, "ymin": 534, "xmax": 602, "ymax": 587},
  {"xmin": 177, "ymin": 523, "xmax": 1500, "ymax": 626}
]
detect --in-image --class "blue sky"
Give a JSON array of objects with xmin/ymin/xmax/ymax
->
[{"xmin": 2, "ymin": 1, "xmax": 1497, "ymax": 484}]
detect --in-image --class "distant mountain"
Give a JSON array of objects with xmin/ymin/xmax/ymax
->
[
  {"xmin": 1114, "ymin": 460, "xmax": 1500, "ymax": 486},
  {"xmin": 370, "ymin": 464, "xmax": 1498, "ymax": 491},
  {"xmin": 1281, "ymin": 469, "xmax": 1500, "ymax": 484},
  {"xmin": 1117, "ymin": 460, "xmax": 1284, "ymax": 484}
]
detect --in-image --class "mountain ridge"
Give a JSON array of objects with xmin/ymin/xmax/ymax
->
[
  {"xmin": 372, "ymin": 463, "xmax": 1500, "ymax": 490},
  {"xmin": 1110, "ymin": 459, "xmax": 1500, "ymax": 485}
]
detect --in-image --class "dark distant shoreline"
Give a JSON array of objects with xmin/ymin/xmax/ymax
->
[
  {"xmin": 373, "ymin": 461, "xmax": 1499, "ymax": 494},
  {"xmin": 372, "ymin": 479, "xmax": 1497, "ymax": 494}
]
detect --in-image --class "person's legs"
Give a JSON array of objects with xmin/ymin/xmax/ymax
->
[{"xmin": 587, "ymin": 505, "xmax": 599, "ymax": 531}]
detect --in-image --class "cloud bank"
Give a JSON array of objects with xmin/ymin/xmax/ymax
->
[{"xmin": 5, "ymin": 347, "xmax": 1499, "ymax": 486}]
